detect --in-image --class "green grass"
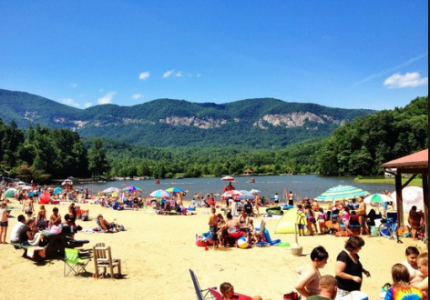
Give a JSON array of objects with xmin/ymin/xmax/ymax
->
[{"xmin": 354, "ymin": 176, "xmax": 423, "ymax": 186}]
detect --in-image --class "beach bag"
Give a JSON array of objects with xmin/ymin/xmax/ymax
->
[
  {"xmin": 371, "ymin": 226, "xmax": 380, "ymax": 237},
  {"xmin": 283, "ymin": 291, "xmax": 300, "ymax": 300}
]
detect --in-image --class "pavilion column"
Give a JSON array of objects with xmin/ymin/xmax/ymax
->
[
  {"xmin": 422, "ymin": 173, "xmax": 428, "ymax": 245},
  {"xmin": 395, "ymin": 173, "xmax": 404, "ymax": 226}
]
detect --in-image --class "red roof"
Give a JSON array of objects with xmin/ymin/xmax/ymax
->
[{"xmin": 382, "ymin": 149, "xmax": 428, "ymax": 169}]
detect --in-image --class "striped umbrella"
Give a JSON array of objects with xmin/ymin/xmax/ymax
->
[
  {"xmin": 150, "ymin": 190, "xmax": 172, "ymax": 199},
  {"xmin": 166, "ymin": 187, "xmax": 184, "ymax": 194},
  {"xmin": 315, "ymin": 185, "xmax": 370, "ymax": 202},
  {"xmin": 364, "ymin": 194, "xmax": 392, "ymax": 204}
]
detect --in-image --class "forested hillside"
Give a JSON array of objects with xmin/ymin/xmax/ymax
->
[
  {"xmin": 0, "ymin": 89, "xmax": 376, "ymax": 148},
  {"xmin": 316, "ymin": 96, "xmax": 428, "ymax": 176}
]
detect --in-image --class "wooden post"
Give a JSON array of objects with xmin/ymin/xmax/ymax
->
[
  {"xmin": 395, "ymin": 173, "xmax": 404, "ymax": 226},
  {"xmin": 422, "ymin": 173, "xmax": 428, "ymax": 245}
]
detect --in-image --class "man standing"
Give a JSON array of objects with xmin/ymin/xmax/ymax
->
[
  {"xmin": 208, "ymin": 208, "xmax": 219, "ymax": 250},
  {"xmin": 288, "ymin": 191, "xmax": 295, "ymax": 206}
]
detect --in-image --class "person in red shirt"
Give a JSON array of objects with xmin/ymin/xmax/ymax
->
[{"xmin": 219, "ymin": 282, "xmax": 268, "ymax": 300}]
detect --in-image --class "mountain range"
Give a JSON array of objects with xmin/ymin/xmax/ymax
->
[{"xmin": 0, "ymin": 89, "xmax": 376, "ymax": 148}]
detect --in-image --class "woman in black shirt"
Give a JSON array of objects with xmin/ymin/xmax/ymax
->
[{"xmin": 335, "ymin": 235, "xmax": 371, "ymax": 300}]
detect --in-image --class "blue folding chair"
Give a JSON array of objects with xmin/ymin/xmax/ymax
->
[{"xmin": 189, "ymin": 269, "xmax": 217, "ymax": 300}]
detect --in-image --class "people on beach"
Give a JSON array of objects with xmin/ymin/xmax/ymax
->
[
  {"xmin": 408, "ymin": 206, "xmax": 423, "ymax": 241},
  {"xmin": 10, "ymin": 215, "xmax": 26, "ymax": 243},
  {"xmin": 0, "ymin": 202, "xmax": 10, "ymax": 244},
  {"xmin": 50, "ymin": 207, "xmax": 62, "ymax": 227},
  {"xmin": 355, "ymin": 196, "xmax": 370, "ymax": 236},
  {"xmin": 402, "ymin": 247, "xmax": 424, "ymax": 284},
  {"xmin": 96, "ymin": 214, "xmax": 119, "ymax": 233},
  {"xmin": 307, "ymin": 275, "xmax": 338, "ymax": 300},
  {"xmin": 296, "ymin": 204, "xmax": 307, "ymax": 236},
  {"xmin": 384, "ymin": 264, "xmax": 424, "ymax": 300},
  {"xmin": 413, "ymin": 253, "xmax": 428, "ymax": 297},
  {"xmin": 335, "ymin": 235, "xmax": 371, "ymax": 300},
  {"xmin": 208, "ymin": 208, "xmax": 219, "ymax": 249},
  {"xmin": 22, "ymin": 196, "xmax": 34, "ymax": 217},
  {"xmin": 219, "ymin": 282, "xmax": 269, "ymax": 300},
  {"xmin": 295, "ymin": 246, "xmax": 329, "ymax": 298}
]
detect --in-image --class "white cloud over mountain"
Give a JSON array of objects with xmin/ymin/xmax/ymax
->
[{"xmin": 384, "ymin": 72, "xmax": 428, "ymax": 89}]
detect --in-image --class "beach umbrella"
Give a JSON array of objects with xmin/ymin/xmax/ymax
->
[
  {"xmin": 103, "ymin": 187, "xmax": 121, "ymax": 193},
  {"xmin": 150, "ymin": 190, "xmax": 171, "ymax": 198},
  {"xmin": 221, "ymin": 176, "xmax": 236, "ymax": 182},
  {"xmin": 250, "ymin": 189, "xmax": 261, "ymax": 194},
  {"xmin": 62, "ymin": 179, "xmax": 73, "ymax": 186},
  {"xmin": 364, "ymin": 194, "xmax": 392, "ymax": 204},
  {"xmin": 123, "ymin": 186, "xmax": 142, "ymax": 192},
  {"xmin": 391, "ymin": 186, "xmax": 423, "ymax": 212},
  {"xmin": 53, "ymin": 187, "xmax": 63, "ymax": 195},
  {"xmin": 21, "ymin": 186, "xmax": 33, "ymax": 191},
  {"xmin": 3, "ymin": 188, "xmax": 17, "ymax": 198},
  {"xmin": 222, "ymin": 190, "xmax": 244, "ymax": 198},
  {"xmin": 237, "ymin": 190, "xmax": 255, "ymax": 200},
  {"xmin": 315, "ymin": 185, "xmax": 370, "ymax": 202},
  {"xmin": 166, "ymin": 187, "xmax": 184, "ymax": 194}
]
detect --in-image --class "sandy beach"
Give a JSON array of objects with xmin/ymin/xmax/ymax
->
[{"xmin": 0, "ymin": 200, "xmax": 426, "ymax": 300}]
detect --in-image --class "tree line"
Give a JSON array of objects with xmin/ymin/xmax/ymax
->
[{"xmin": 0, "ymin": 96, "xmax": 427, "ymax": 182}]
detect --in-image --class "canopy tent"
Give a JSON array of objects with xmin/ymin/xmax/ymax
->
[
  {"xmin": 382, "ymin": 149, "xmax": 428, "ymax": 244},
  {"xmin": 315, "ymin": 185, "xmax": 370, "ymax": 202}
]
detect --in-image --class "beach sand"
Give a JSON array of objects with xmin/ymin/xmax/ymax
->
[{"xmin": 0, "ymin": 201, "xmax": 426, "ymax": 300}]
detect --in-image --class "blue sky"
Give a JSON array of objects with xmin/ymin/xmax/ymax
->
[{"xmin": 0, "ymin": 1, "xmax": 428, "ymax": 110}]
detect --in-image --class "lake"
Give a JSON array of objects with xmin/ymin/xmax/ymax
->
[{"xmin": 74, "ymin": 175, "xmax": 395, "ymax": 200}]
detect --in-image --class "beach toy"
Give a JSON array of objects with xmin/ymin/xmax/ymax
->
[
  {"xmin": 277, "ymin": 242, "xmax": 290, "ymax": 247},
  {"xmin": 237, "ymin": 236, "xmax": 248, "ymax": 249}
]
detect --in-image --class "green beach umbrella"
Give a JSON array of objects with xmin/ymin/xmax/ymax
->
[
  {"xmin": 4, "ymin": 188, "xmax": 18, "ymax": 198},
  {"xmin": 315, "ymin": 185, "xmax": 370, "ymax": 202},
  {"xmin": 363, "ymin": 193, "xmax": 393, "ymax": 204}
]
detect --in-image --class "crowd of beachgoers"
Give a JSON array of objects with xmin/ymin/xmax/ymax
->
[{"xmin": 0, "ymin": 178, "xmax": 428, "ymax": 300}]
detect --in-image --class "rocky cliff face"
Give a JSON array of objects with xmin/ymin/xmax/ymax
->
[
  {"xmin": 47, "ymin": 111, "xmax": 348, "ymax": 131},
  {"xmin": 254, "ymin": 112, "xmax": 345, "ymax": 130}
]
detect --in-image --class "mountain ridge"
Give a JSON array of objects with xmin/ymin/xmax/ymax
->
[{"xmin": 0, "ymin": 88, "xmax": 377, "ymax": 148}]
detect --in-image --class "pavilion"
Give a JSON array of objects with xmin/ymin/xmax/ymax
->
[{"xmin": 382, "ymin": 149, "xmax": 428, "ymax": 244}]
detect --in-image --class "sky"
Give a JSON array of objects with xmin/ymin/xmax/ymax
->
[{"xmin": 0, "ymin": 1, "xmax": 428, "ymax": 111}]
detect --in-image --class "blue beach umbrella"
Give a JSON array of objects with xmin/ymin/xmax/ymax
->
[
  {"xmin": 315, "ymin": 185, "xmax": 370, "ymax": 202},
  {"xmin": 166, "ymin": 187, "xmax": 184, "ymax": 194},
  {"xmin": 53, "ymin": 187, "xmax": 63, "ymax": 195}
]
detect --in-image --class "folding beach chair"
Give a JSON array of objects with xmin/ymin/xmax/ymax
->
[
  {"xmin": 93, "ymin": 243, "xmax": 122, "ymax": 279},
  {"xmin": 189, "ymin": 269, "xmax": 218, "ymax": 300},
  {"xmin": 64, "ymin": 248, "xmax": 91, "ymax": 277}
]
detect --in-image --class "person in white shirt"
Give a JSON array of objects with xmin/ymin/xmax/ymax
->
[{"xmin": 10, "ymin": 214, "xmax": 26, "ymax": 243}]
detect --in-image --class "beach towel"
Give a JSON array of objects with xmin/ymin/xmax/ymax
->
[{"xmin": 27, "ymin": 246, "xmax": 46, "ymax": 259}]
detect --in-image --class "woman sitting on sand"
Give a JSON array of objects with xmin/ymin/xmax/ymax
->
[
  {"xmin": 49, "ymin": 207, "xmax": 62, "ymax": 227},
  {"xmin": 96, "ymin": 214, "xmax": 119, "ymax": 233}
]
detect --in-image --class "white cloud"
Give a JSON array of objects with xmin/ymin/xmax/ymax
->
[
  {"xmin": 61, "ymin": 98, "xmax": 80, "ymax": 108},
  {"xmin": 163, "ymin": 70, "xmax": 201, "ymax": 79},
  {"xmin": 163, "ymin": 70, "xmax": 175, "ymax": 78},
  {"xmin": 70, "ymin": 83, "xmax": 78, "ymax": 88},
  {"xmin": 132, "ymin": 93, "xmax": 144, "ymax": 100},
  {"xmin": 354, "ymin": 52, "xmax": 427, "ymax": 86},
  {"xmin": 384, "ymin": 72, "xmax": 428, "ymax": 89},
  {"xmin": 84, "ymin": 102, "xmax": 93, "ymax": 108},
  {"xmin": 139, "ymin": 72, "xmax": 150, "ymax": 80},
  {"xmin": 97, "ymin": 91, "xmax": 117, "ymax": 104}
]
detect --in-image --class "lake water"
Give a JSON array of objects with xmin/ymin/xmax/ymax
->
[{"xmin": 74, "ymin": 175, "xmax": 395, "ymax": 201}]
